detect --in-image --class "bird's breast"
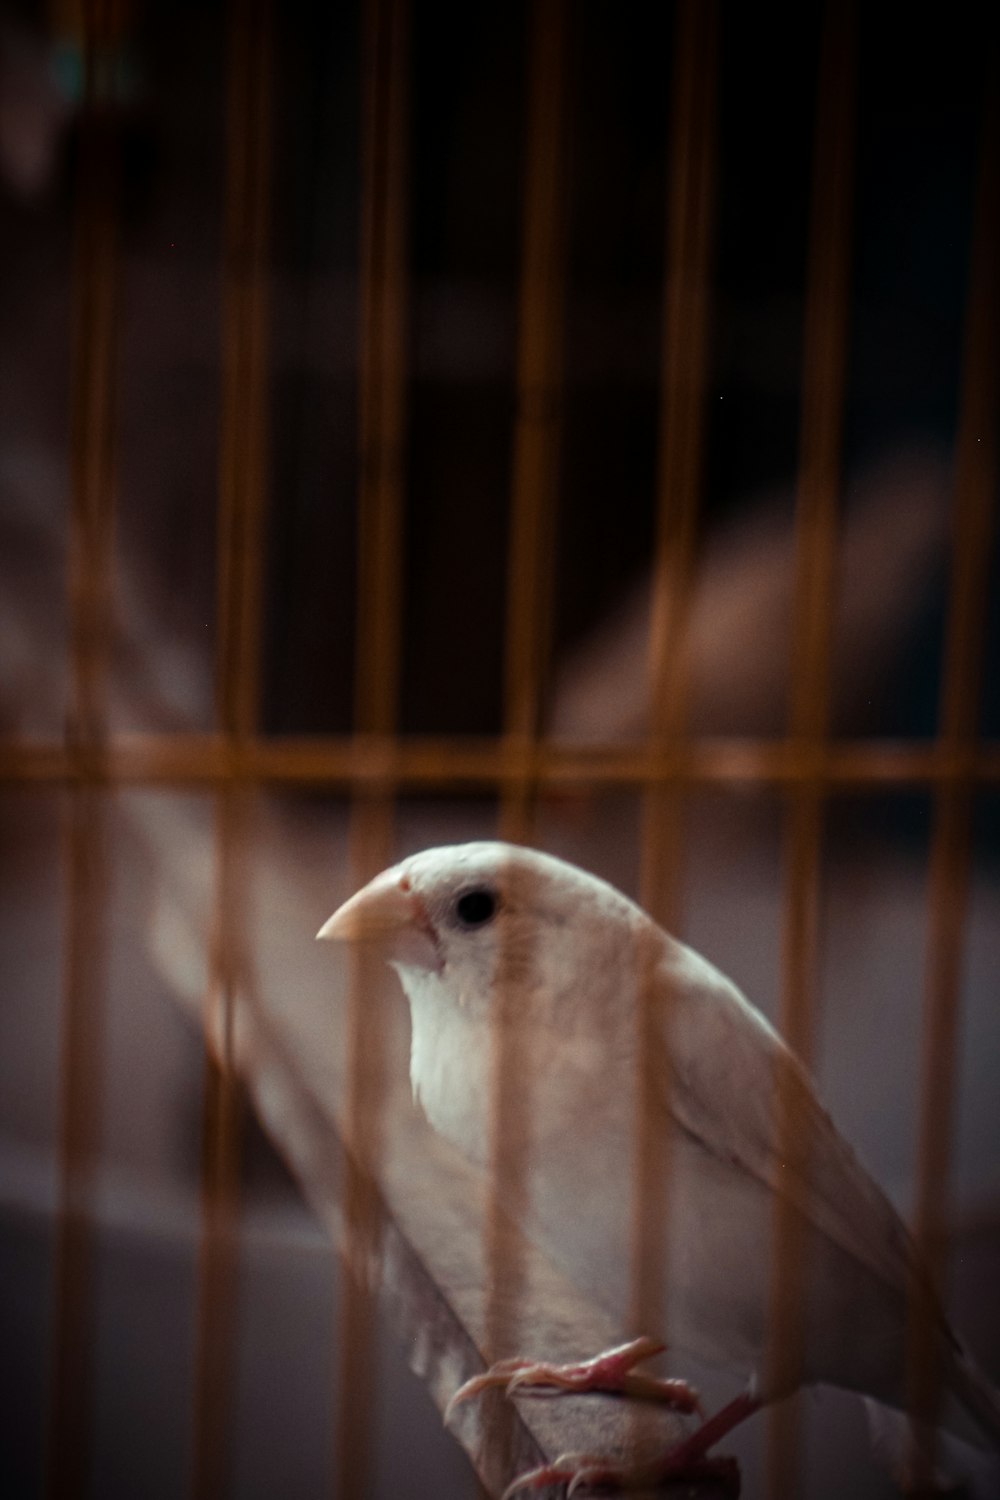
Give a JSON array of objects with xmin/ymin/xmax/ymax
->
[{"xmin": 406, "ymin": 981, "xmax": 495, "ymax": 1163}]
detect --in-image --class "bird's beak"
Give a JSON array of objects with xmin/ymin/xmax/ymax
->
[
  {"xmin": 317, "ymin": 869, "xmax": 413, "ymax": 943},
  {"xmin": 316, "ymin": 868, "xmax": 442, "ymax": 972}
]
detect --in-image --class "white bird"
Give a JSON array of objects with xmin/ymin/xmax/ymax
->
[{"xmin": 318, "ymin": 841, "xmax": 1000, "ymax": 1496}]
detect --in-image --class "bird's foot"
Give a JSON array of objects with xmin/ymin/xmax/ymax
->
[
  {"xmin": 500, "ymin": 1389, "xmax": 759, "ymax": 1497},
  {"xmin": 501, "ymin": 1450, "xmax": 740, "ymax": 1498},
  {"xmin": 445, "ymin": 1337, "xmax": 702, "ymax": 1425}
]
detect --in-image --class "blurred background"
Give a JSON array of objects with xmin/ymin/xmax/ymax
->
[{"xmin": 0, "ymin": 0, "xmax": 997, "ymax": 1497}]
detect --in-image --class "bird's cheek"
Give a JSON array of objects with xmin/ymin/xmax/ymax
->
[{"xmin": 384, "ymin": 923, "xmax": 444, "ymax": 974}]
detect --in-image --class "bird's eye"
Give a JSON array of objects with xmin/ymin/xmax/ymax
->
[{"xmin": 454, "ymin": 887, "xmax": 498, "ymax": 928}]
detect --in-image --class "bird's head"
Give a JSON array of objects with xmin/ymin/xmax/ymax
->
[{"xmin": 317, "ymin": 841, "xmax": 645, "ymax": 1025}]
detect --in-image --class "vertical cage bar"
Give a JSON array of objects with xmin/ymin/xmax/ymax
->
[
  {"xmin": 334, "ymin": 0, "xmax": 410, "ymax": 1492},
  {"xmin": 500, "ymin": 0, "xmax": 569, "ymax": 841},
  {"xmin": 191, "ymin": 793, "xmax": 254, "ymax": 1500},
  {"xmin": 214, "ymin": 0, "xmax": 273, "ymax": 750},
  {"xmin": 487, "ymin": 0, "xmax": 570, "ymax": 1418},
  {"xmin": 631, "ymin": 0, "xmax": 719, "ymax": 1342},
  {"xmin": 766, "ymin": 4, "xmax": 856, "ymax": 1493},
  {"xmin": 46, "ymin": 3, "xmax": 124, "ymax": 1494},
  {"xmin": 353, "ymin": 0, "xmax": 409, "ymax": 741},
  {"xmin": 906, "ymin": 54, "xmax": 998, "ymax": 1486},
  {"xmin": 190, "ymin": 1, "xmax": 273, "ymax": 1495}
]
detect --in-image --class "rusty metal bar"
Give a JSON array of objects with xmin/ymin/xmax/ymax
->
[
  {"xmin": 631, "ymin": 0, "xmax": 719, "ymax": 1347},
  {"xmin": 190, "ymin": 1, "xmax": 273, "ymax": 1495},
  {"xmin": 906, "ymin": 52, "xmax": 999, "ymax": 1486},
  {"xmin": 767, "ymin": 4, "xmax": 857, "ymax": 1493},
  {"xmin": 46, "ymin": 3, "xmax": 125, "ymax": 1494},
  {"xmin": 4, "ymin": 734, "xmax": 1000, "ymax": 789},
  {"xmin": 334, "ymin": 0, "xmax": 410, "ymax": 1493}
]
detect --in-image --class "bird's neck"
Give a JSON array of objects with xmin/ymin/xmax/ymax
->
[{"xmin": 401, "ymin": 970, "xmax": 495, "ymax": 1164}]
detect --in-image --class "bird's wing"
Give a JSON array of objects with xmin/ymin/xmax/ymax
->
[{"xmin": 654, "ymin": 939, "xmax": 940, "ymax": 1309}]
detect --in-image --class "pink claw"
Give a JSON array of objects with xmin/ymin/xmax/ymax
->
[
  {"xmin": 504, "ymin": 1337, "xmax": 663, "ymax": 1393},
  {"xmin": 502, "ymin": 1451, "xmax": 741, "ymax": 1498},
  {"xmin": 447, "ymin": 1337, "xmax": 701, "ymax": 1423},
  {"xmin": 444, "ymin": 1358, "xmax": 535, "ymax": 1424},
  {"xmin": 565, "ymin": 1455, "xmax": 741, "ymax": 1496},
  {"xmin": 498, "ymin": 1389, "xmax": 758, "ymax": 1498},
  {"xmin": 500, "ymin": 1452, "xmax": 604, "ymax": 1500}
]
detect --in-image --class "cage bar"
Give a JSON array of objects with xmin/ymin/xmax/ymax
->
[
  {"xmin": 190, "ymin": 1, "xmax": 274, "ymax": 1495},
  {"xmin": 500, "ymin": 0, "xmax": 569, "ymax": 821},
  {"xmin": 631, "ymin": 0, "xmax": 719, "ymax": 1349},
  {"xmin": 487, "ymin": 0, "xmax": 570, "ymax": 1429},
  {"xmin": 46, "ymin": 3, "xmax": 125, "ymax": 1494},
  {"xmin": 907, "ymin": 51, "xmax": 999, "ymax": 1487},
  {"xmin": 767, "ymin": 4, "xmax": 857, "ymax": 1492},
  {"xmin": 334, "ymin": 0, "xmax": 411, "ymax": 1493},
  {"xmin": 3, "ymin": 734, "xmax": 1000, "ymax": 790}
]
